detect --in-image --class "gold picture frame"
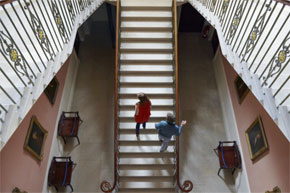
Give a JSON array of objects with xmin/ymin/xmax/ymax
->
[
  {"xmin": 234, "ymin": 76, "xmax": 250, "ymax": 104},
  {"xmin": 265, "ymin": 186, "xmax": 281, "ymax": 193},
  {"xmin": 24, "ymin": 116, "xmax": 48, "ymax": 161},
  {"xmin": 44, "ymin": 77, "xmax": 59, "ymax": 105},
  {"xmin": 245, "ymin": 116, "xmax": 268, "ymax": 160}
]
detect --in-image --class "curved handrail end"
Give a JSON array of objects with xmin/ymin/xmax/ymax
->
[
  {"xmin": 100, "ymin": 181, "xmax": 114, "ymax": 193},
  {"xmin": 180, "ymin": 180, "xmax": 194, "ymax": 192}
]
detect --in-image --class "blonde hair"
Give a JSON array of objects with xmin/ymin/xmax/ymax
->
[{"xmin": 137, "ymin": 93, "xmax": 150, "ymax": 106}]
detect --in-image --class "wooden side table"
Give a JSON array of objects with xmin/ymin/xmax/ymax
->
[
  {"xmin": 48, "ymin": 157, "xmax": 76, "ymax": 192},
  {"xmin": 214, "ymin": 141, "xmax": 242, "ymax": 176},
  {"xmin": 58, "ymin": 112, "xmax": 83, "ymax": 144}
]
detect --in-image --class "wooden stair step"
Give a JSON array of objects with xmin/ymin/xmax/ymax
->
[
  {"xmin": 121, "ymin": 16, "xmax": 172, "ymax": 21},
  {"xmin": 118, "ymin": 188, "xmax": 175, "ymax": 192},
  {"xmin": 121, "ymin": 27, "xmax": 172, "ymax": 32},
  {"xmin": 120, "ymin": 32, "xmax": 172, "ymax": 42},
  {"xmin": 120, "ymin": 64, "xmax": 173, "ymax": 72},
  {"xmin": 119, "ymin": 99, "xmax": 174, "ymax": 106},
  {"xmin": 119, "ymin": 176, "xmax": 174, "ymax": 182},
  {"xmin": 121, "ymin": 60, "xmax": 173, "ymax": 65},
  {"xmin": 119, "ymin": 94, "xmax": 173, "ymax": 99},
  {"xmin": 119, "ymin": 129, "xmax": 157, "ymax": 134},
  {"xmin": 119, "ymin": 87, "xmax": 174, "ymax": 95},
  {"xmin": 119, "ymin": 71, "xmax": 173, "ymax": 76},
  {"xmin": 119, "ymin": 152, "xmax": 175, "ymax": 158},
  {"xmin": 119, "ymin": 164, "xmax": 175, "ymax": 170},
  {"xmin": 119, "ymin": 83, "xmax": 173, "ymax": 88},
  {"xmin": 120, "ymin": 106, "xmax": 173, "ymax": 111},
  {"xmin": 120, "ymin": 48, "xmax": 172, "ymax": 53},
  {"xmin": 119, "ymin": 140, "xmax": 175, "ymax": 146},
  {"xmin": 121, "ymin": 6, "xmax": 172, "ymax": 11}
]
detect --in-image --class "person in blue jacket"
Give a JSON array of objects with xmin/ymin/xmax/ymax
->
[{"xmin": 155, "ymin": 113, "xmax": 187, "ymax": 152}]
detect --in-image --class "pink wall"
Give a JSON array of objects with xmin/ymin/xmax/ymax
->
[
  {"xmin": 0, "ymin": 58, "xmax": 69, "ymax": 193},
  {"xmin": 221, "ymin": 56, "xmax": 289, "ymax": 192}
]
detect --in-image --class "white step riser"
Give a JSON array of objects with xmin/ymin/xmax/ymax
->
[{"xmin": 121, "ymin": 0, "xmax": 173, "ymax": 7}]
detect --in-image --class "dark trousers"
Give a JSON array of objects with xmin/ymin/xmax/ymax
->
[{"xmin": 136, "ymin": 122, "xmax": 146, "ymax": 134}]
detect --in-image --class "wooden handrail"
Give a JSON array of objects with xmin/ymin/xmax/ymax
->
[
  {"xmin": 274, "ymin": 0, "xmax": 290, "ymax": 6},
  {"xmin": 174, "ymin": 0, "xmax": 193, "ymax": 192},
  {"xmin": 0, "ymin": 0, "xmax": 15, "ymax": 6},
  {"xmin": 100, "ymin": 0, "xmax": 120, "ymax": 192}
]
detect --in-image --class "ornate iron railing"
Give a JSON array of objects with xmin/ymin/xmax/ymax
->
[
  {"xmin": 190, "ymin": 0, "xmax": 290, "ymax": 140},
  {"xmin": 0, "ymin": 0, "xmax": 104, "ymax": 148}
]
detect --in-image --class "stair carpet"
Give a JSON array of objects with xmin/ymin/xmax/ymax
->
[{"xmin": 117, "ymin": 0, "xmax": 176, "ymax": 192}]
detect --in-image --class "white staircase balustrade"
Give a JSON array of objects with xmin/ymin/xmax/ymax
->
[
  {"xmin": 0, "ymin": 0, "xmax": 105, "ymax": 150},
  {"xmin": 189, "ymin": 0, "xmax": 290, "ymax": 141}
]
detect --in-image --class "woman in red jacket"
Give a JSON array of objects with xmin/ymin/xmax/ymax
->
[{"xmin": 135, "ymin": 93, "xmax": 151, "ymax": 137}]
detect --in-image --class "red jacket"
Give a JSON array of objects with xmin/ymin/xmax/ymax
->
[{"xmin": 134, "ymin": 101, "xmax": 151, "ymax": 123}]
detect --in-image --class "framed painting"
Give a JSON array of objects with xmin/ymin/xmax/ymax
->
[
  {"xmin": 44, "ymin": 77, "xmax": 59, "ymax": 105},
  {"xmin": 234, "ymin": 76, "xmax": 250, "ymax": 104},
  {"xmin": 265, "ymin": 186, "xmax": 281, "ymax": 193},
  {"xmin": 245, "ymin": 116, "xmax": 268, "ymax": 160},
  {"xmin": 12, "ymin": 187, "xmax": 28, "ymax": 193},
  {"xmin": 24, "ymin": 116, "xmax": 48, "ymax": 161}
]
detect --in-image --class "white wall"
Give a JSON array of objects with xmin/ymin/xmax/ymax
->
[
  {"xmin": 42, "ymin": 49, "xmax": 80, "ymax": 193},
  {"xmin": 212, "ymin": 48, "xmax": 251, "ymax": 193}
]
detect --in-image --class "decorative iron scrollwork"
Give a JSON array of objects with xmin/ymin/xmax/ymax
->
[
  {"xmin": 24, "ymin": 0, "xmax": 53, "ymax": 60},
  {"xmin": 78, "ymin": 0, "xmax": 84, "ymax": 11},
  {"xmin": 0, "ymin": 30, "xmax": 34, "ymax": 85},
  {"xmin": 219, "ymin": 0, "xmax": 230, "ymax": 21},
  {"xmin": 210, "ymin": 0, "xmax": 217, "ymax": 12},
  {"xmin": 241, "ymin": 2, "xmax": 272, "ymax": 61},
  {"xmin": 262, "ymin": 36, "xmax": 290, "ymax": 86},
  {"xmin": 51, "ymin": 0, "xmax": 68, "ymax": 43},
  {"xmin": 226, "ymin": 0, "xmax": 246, "ymax": 44},
  {"xmin": 65, "ymin": 0, "xmax": 76, "ymax": 23}
]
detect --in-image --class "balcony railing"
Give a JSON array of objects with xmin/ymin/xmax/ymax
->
[
  {"xmin": 190, "ymin": 0, "xmax": 290, "ymax": 141},
  {"xmin": 0, "ymin": 0, "xmax": 104, "ymax": 149}
]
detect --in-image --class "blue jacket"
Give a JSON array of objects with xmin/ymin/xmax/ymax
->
[{"xmin": 155, "ymin": 121, "xmax": 183, "ymax": 139}]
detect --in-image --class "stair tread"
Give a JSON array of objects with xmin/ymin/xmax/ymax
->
[
  {"xmin": 119, "ymin": 140, "xmax": 175, "ymax": 146},
  {"xmin": 119, "ymin": 99, "xmax": 173, "ymax": 106},
  {"xmin": 119, "ymin": 129, "xmax": 157, "ymax": 134},
  {"xmin": 120, "ymin": 87, "xmax": 174, "ymax": 94},
  {"xmin": 120, "ymin": 54, "xmax": 173, "ymax": 61},
  {"xmin": 121, "ymin": 7, "xmax": 172, "ymax": 11},
  {"xmin": 120, "ymin": 122, "xmax": 157, "ymax": 128},
  {"xmin": 118, "ymin": 188, "xmax": 175, "ymax": 192},
  {"xmin": 119, "ymin": 176, "xmax": 174, "ymax": 182},
  {"xmin": 119, "ymin": 152, "xmax": 175, "ymax": 158},
  {"xmin": 120, "ymin": 76, "xmax": 173, "ymax": 83},
  {"xmin": 121, "ymin": 27, "xmax": 172, "ymax": 32},
  {"xmin": 119, "ymin": 163, "xmax": 174, "ymax": 166},
  {"xmin": 121, "ymin": 11, "xmax": 172, "ymax": 18},
  {"xmin": 121, "ymin": 42, "xmax": 172, "ymax": 49},
  {"xmin": 119, "ymin": 110, "xmax": 173, "ymax": 117},
  {"xmin": 121, "ymin": 21, "xmax": 172, "ymax": 27}
]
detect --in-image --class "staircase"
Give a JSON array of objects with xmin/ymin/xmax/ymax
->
[
  {"xmin": 101, "ymin": 0, "xmax": 194, "ymax": 192},
  {"xmin": 118, "ymin": 0, "xmax": 175, "ymax": 192}
]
